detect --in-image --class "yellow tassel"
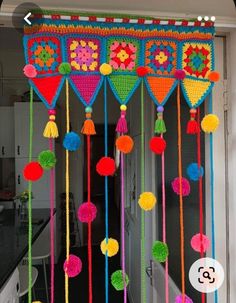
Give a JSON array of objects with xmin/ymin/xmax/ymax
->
[
  {"xmin": 43, "ymin": 115, "xmax": 59, "ymax": 138},
  {"xmin": 81, "ymin": 119, "xmax": 96, "ymax": 135}
]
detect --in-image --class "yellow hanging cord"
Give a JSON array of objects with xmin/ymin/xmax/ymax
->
[{"xmin": 65, "ymin": 79, "xmax": 70, "ymax": 303}]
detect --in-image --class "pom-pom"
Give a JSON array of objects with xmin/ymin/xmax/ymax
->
[
  {"xmin": 63, "ymin": 132, "xmax": 81, "ymax": 151},
  {"xmin": 136, "ymin": 66, "xmax": 149, "ymax": 77},
  {"xmin": 174, "ymin": 69, "xmax": 186, "ymax": 80},
  {"xmin": 111, "ymin": 270, "xmax": 129, "ymax": 291},
  {"xmin": 77, "ymin": 202, "xmax": 97, "ymax": 223},
  {"xmin": 116, "ymin": 135, "xmax": 134, "ymax": 154},
  {"xmin": 208, "ymin": 71, "xmax": 220, "ymax": 82},
  {"xmin": 63, "ymin": 254, "xmax": 82, "ymax": 277},
  {"xmin": 96, "ymin": 157, "xmax": 116, "ymax": 176},
  {"xmin": 23, "ymin": 64, "xmax": 37, "ymax": 78},
  {"xmin": 38, "ymin": 150, "xmax": 56, "ymax": 170},
  {"xmin": 201, "ymin": 114, "xmax": 219, "ymax": 133},
  {"xmin": 120, "ymin": 105, "xmax": 127, "ymax": 111},
  {"xmin": 191, "ymin": 233, "xmax": 210, "ymax": 253},
  {"xmin": 100, "ymin": 238, "xmax": 119, "ymax": 257},
  {"xmin": 171, "ymin": 177, "xmax": 190, "ymax": 196},
  {"xmin": 187, "ymin": 163, "xmax": 204, "ymax": 181},
  {"xmin": 149, "ymin": 137, "xmax": 166, "ymax": 154},
  {"xmin": 152, "ymin": 241, "xmax": 169, "ymax": 262},
  {"xmin": 99, "ymin": 63, "xmax": 112, "ymax": 75},
  {"xmin": 175, "ymin": 294, "xmax": 193, "ymax": 303},
  {"xmin": 58, "ymin": 62, "xmax": 71, "ymax": 75},
  {"xmin": 23, "ymin": 162, "xmax": 43, "ymax": 182},
  {"xmin": 138, "ymin": 192, "xmax": 157, "ymax": 211}
]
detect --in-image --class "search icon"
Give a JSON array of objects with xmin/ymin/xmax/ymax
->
[{"xmin": 203, "ymin": 271, "xmax": 211, "ymax": 280}]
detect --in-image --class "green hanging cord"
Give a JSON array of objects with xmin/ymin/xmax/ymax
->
[
  {"xmin": 28, "ymin": 86, "xmax": 33, "ymax": 303},
  {"xmin": 140, "ymin": 79, "xmax": 146, "ymax": 303}
]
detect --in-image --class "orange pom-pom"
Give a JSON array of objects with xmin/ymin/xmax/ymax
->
[
  {"xmin": 208, "ymin": 71, "xmax": 220, "ymax": 82},
  {"xmin": 116, "ymin": 135, "xmax": 134, "ymax": 154}
]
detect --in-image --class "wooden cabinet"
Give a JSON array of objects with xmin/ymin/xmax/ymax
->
[
  {"xmin": 14, "ymin": 103, "xmax": 48, "ymax": 158},
  {"xmin": 0, "ymin": 107, "xmax": 14, "ymax": 158}
]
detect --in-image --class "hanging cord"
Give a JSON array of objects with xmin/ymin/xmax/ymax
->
[
  {"xmin": 197, "ymin": 108, "xmax": 205, "ymax": 303},
  {"xmin": 104, "ymin": 78, "xmax": 109, "ymax": 303},
  {"xmin": 28, "ymin": 86, "xmax": 33, "ymax": 303},
  {"xmin": 209, "ymin": 94, "xmax": 218, "ymax": 303},
  {"xmin": 65, "ymin": 79, "xmax": 70, "ymax": 303},
  {"xmin": 161, "ymin": 133, "xmax": 169, "ymax": 303},
  {"xmin": 121, "ymin": 148, "xmax": 127, "ymax": 303},
  {"xmin": 49, "ymin": 138, "xmax": 55, "ymax": 303},
  {"xmin": 177, "ymin": 83, "xmax": 186, "ymax": 302},
  {"xmin": 87, "ymin": 134, "xmax": 93, "ymax": 303},
  {"xmin": 140, "ymin": 79, "xmax": 146, "ymax": 303}
]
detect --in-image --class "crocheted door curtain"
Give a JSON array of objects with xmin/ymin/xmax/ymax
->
[{"xmin": 23, "ymin": 11, "xmax": 220, "ymax": 303}]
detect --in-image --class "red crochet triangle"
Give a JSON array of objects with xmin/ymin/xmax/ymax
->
[{"xmin": 31, "ymin": 75, "xmax": 63, "ymax": 106}]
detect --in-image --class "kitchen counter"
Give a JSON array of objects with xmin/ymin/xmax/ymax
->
[{"xmin": 0, "ymin": 209, "xmax": 52, "ymax": 289}]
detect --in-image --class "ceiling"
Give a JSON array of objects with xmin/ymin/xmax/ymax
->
[{"xmin": 1, "ymin": 0, "xmax": 236, "ymax": 18}]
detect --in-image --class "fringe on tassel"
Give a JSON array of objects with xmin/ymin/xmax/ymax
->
[
  {"xmin": 81, "ymin": 119, "xmax": 96, "ymax": 135},
  {"xmin": 116, "ymin": 109, "xmax": 128, "ymax": 133},
  {"xmin": 187, "ymin": 108, "xmax": 199, "ymax": 134},
  {"xmin": 43, "ymin": 119, "xmax": 59, "ymax": 138}
]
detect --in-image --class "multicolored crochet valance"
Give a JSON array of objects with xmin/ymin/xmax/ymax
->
[{"xmin": 23, "ymin": 11, "xmax": 215, "ymax": 109}]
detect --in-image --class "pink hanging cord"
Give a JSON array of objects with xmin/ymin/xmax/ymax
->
[{"xmin": 49, "ymin": 138, "xmax": 55, "ymax": 303}]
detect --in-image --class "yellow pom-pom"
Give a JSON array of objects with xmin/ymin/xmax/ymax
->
[
  {"xmin": 99, "ymin": 63, "xmax": 112, "ymax": 75},
  {"xmin": 138, "ymin": 192, "xmax": 157, "ymax": 211},
  {"xmin": 120, "ymin": 104, "xmax": 127, "ymax": 111},
  {"xmin": 201, "ymin": 114, "xmax": 219, "ymax": 133},
  {"xmin": 100, "ymin": 238, "xmax": 119, "ymax": 257}
]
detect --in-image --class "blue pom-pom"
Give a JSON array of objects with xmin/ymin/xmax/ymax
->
[
  {"xmin": 63, "ymin": 132, "xmax": 81, "ymax": 151},
  {"xmin": 187, "ymin": 163, "xmax": 204, "ymax": 181}
]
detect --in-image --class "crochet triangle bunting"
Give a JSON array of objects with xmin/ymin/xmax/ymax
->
[
  {"xmin": 145, "ymin": 77, "xmax": 177, "ymax": 106},
  {"xmin": 181, "ymin": 78, "xmax": 213, "ymax": 108},
  {"xmin": 69, "ymin": 75, "xmax": 103, "ymax": 106},
  {"xmin": 30, "ymin": 75, "xmax": 64, "ymax": 109},
  {"xmin": 108, "ymin": 75, "xmax": 141, "ymax": 104}
]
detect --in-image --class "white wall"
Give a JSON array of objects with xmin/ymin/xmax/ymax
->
[{"xmin": 228, "ymin": 29, "xmax": 236, "ymax": 302}]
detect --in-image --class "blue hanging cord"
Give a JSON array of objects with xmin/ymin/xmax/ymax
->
[
  {"xmin": 104, "ymin": 77, "xmax": 109, "ymax": 303},
  {"xmin": 209, "ymin": 93, "xmax": 218, "ymax": 303}
]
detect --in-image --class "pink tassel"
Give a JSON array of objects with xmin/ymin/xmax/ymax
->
[{"xmin": 116, "ymin": 110, "xmax": 128, "ymax": 133}]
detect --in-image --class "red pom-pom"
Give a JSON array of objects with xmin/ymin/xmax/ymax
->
[
  {"xmin": 149, "ymin": 137, "xmax": 166, "ymax": 154},
  {"xmin": 136, "ymin": 66, "xmax": 149, "ymax": 77},
  {"xmin": 23, "ymin": 162, "xmax": 43, "ymax": 181},
  {"xmin": 96, "ymin": 157, "xmax": 116, "ymax": 176},
  {"xmin": 191, "ymin": 233, "xmax": 210, "ymax": 253}
]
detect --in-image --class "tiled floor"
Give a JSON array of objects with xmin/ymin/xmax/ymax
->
[{"xmin": 33, "ymin": 245, "xmax": 129, "ymax": 303}]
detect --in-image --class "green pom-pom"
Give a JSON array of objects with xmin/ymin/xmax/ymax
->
[
  {"xmin": 111, "ymin": 270, "xmax": 129, "ymax": 291},
  {"xmin": 152, "ymin": 241, "xmax": 169, "ymax": 262},
  {"xmin": 58, "ymin": 62, "xmax": 71, "ymax": 75},
  {"xmin": 85, "ymin": 106, "xmax": 92, "ymax": 113},
  {"xmin": 38, "ymin": 150, "xmax": 56, "ymax": 170},
  {"xmin": 155, "ymin": 118, "xmax": 166, "ymax": 134}
]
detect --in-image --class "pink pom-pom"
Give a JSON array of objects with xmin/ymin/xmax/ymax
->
[
  {"xmin": 23, "ymin": 64, "xmax": 37, "ymax": 78},
  {"xmin": 191, "ymin": 233, "xmax": 210, "ymax": 253},
  {"xmin": 171, "ymin": 177, "xmax": 190, "ymax": 196},
  {"xmin": 63, "ymin": 254, "xmax": 82, "ymax": 277},
  {"xmin": 175, "ymin": 294, "xmax": 193, "ymax": 303},
  {"xmin": 174, "ymin": 69, "xmax": 186, "ymax": 80},
  {"xmin": 48, "ymin": 109, "xmax": 56, "ymax": 115},
  {"xmin": 78, "ymin": 202, "xmax": 97, "ymax": 223}
]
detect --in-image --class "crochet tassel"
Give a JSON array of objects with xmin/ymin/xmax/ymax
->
[
  {"xmin": 116, "ymin": 105, "xmax": 128, "ymax": 134},
  {"xmin": 187, "ymin": 108, "xmax": 200, "ymax": 134},
  {"xmin": 81, "ymin": 107, "xmax": 96, "ymax": 135},
  {"xmin": 43, "ymin": 109, "xmax": 59, "ymax": 138},
  {"xmin": 155, "ymin": 106, "xmax": 166, "ymax": 134}
]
